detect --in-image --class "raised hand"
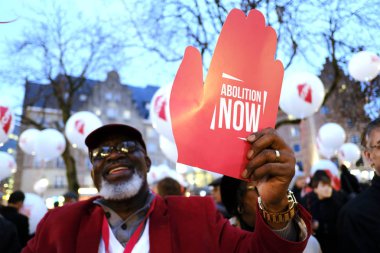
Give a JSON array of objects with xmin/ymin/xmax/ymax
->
[
  {"xmin": 243, "ymin": 128, "xmax": 295, "ymax": 213},
  {"xmin": 170, "ymin": 9, "xmax": 284, "ymax": 179}
]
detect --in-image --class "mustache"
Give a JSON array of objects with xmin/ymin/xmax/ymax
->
[{"xmin": 103, "ymin": 158, "xmax": 134, "ymax": 172}]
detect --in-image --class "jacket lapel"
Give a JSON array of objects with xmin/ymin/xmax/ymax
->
[
  {"xmin": 76, "ymin": 204, "xmax": 104, "ymax": 253},
  {"xmin": 149, "ymin": 196, "xmax": 172, "ymax": 253}
]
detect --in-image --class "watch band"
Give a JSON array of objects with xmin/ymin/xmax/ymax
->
[{"xmin": 258, "ymin": 190, "xmax": 298, "ymax": 223}]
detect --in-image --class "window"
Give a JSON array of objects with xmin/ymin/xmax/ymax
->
[
  {"xmin": 123, "ymin": 110, "xmax": 131, "ymax": 120},
  {"xmin": 79, "ymin": 94, "xmax": 87, "ymax": 101},
  {"xmin": 320, "ymin": 106, "xmax": 330, "ymax": 115},
  {"xmin": 106, "ymin": 107, "xmax": 117, "ymax": 119},
  {"xmin": 105, "ymin": 92, "xmax": 113, "ymax": 101},
  {"xmin": 293, "ymin": 143, "xmax": 301, "ymax": 152},
  {"xmin": 114, "ymin": 94, "xmax": 121, "ymax": 102},
  {"xmin": 54, "ymin": 175, "xmax": 65, "ymax": 188},
  {"xmin": 351, "ymin": 135, "xmax": 360, "ymax": 144},
  {"xmin": 346, "ymin": 119, "xmax": 354, "ymax": 129},
  {"xmin": 290, "ymin": 127, "xmax": 300, "ymax": 137}
]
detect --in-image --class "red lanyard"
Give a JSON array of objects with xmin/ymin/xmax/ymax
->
[{"xmin": 101, "ymin": 197, "xmax": 156, "ymax": 253}]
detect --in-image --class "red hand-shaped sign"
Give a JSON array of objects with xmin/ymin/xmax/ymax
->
[{"xmin": 170, "ymin": 9, "xmax": 284, "ymax": 179}]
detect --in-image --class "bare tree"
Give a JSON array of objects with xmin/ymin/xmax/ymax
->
[
  {"xmin": 1, "ymin": 3, "xmax": 133, "ymax": 192},
  {"xmin": 126, "ymin": 0, "xmax": 380, "ymax": 124}
]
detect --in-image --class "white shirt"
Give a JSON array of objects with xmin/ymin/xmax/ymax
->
[{"xmin": 98, "ymin": 219, "xmax": 150, "ymax": 253}]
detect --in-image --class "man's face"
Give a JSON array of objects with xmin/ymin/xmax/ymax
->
[
  {"xmin": 90, "ymin": 134, "xmax": 151, "ymax": 200},
  {"xmin": 364, "ymin": 127, "xmax": 380, "ymax": 176}
]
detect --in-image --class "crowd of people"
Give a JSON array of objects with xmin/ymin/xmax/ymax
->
[{"xmin": 0, "ymin": 118, "xmax": 379, "ymax": 252}]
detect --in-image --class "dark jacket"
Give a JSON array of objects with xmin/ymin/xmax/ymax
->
[
  {"xmin": 22, "ymin": 195, "xmax": 311, "ymax": 253},
  {"xmin": 338, "ymin": 174, "xmax": 380, "ymax": 253},
  {"xmin": 340, "ymin": 166, "xmax": 361, "ymax": 196},
  {"xmin": 0, "ymin": 214, "xmax": 22, "ymax": 253},
  {"xmin": 301, "ymin": 190, "xmax": 346, "ymax": 253},
  {"xmin": 0, "ymin": 206, "xmax": 30, "ymax": 247}
]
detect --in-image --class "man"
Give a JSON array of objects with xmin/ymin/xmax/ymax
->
[
  {"xmin": 1, "ymin": 190, "xmax": 30, "ymax": 248},
  {"xmin": 339, "ymin": 164, "xmax": 361, "ymax": 199},
  {"xmin": 156, "ymin": 177, "xmax": 183, "ymax": 197},
  {"xmin": 300, "ymin": 170, "xmax": 346, "ymax": 253},
  {"xmin": 0, "ymin": 213, "xmax": 21, "ymax": 253},
  {"xmin": 338, "ymin": 118, "xmax": 380, "ymax": 253},
  {"xmin": 22, "ymin": 124, "xmax": 311, "ymax": 252}
]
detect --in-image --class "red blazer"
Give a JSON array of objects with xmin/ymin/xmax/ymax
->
[{"xmin": 22, "ymin": 195, "xmax": 311, "ymax": 253}]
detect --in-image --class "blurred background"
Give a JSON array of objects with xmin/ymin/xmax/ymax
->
[{"xmin": 0, "ymin": 0, "xmax": 379, "ymax": 215}]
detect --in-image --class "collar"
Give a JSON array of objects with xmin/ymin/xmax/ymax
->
[{"xmin": 94, "ymin": 191, "xmax": 155, "ymax": 246}]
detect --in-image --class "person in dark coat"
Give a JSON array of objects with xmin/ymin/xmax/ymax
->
[
  {"xmin": 338, "ymin": 117, "xmax": 380, "ymax": 253},
  {"xmin": 0, "ymin": 191, "xmax": 30, "ymax": 248},
  {"xmin": 300, "ymin": 170, "xmax": 347, "ymax": 253},
  {"xmin": 0, "ymin": 213, "xmax": 22, "ymax": 253},
  {"xmin": 339, "ymin": 164, "xmax": 361, "ymax": 199}
]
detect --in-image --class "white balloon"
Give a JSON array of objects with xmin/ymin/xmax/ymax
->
[
  {"xmin": 316, "ymin": 137, "xmax": 336, "ymax": 159},
  {"xmin": 19, "ymin": 193, "xmax": 48, "ymax": 234},
  {"xmin": 348, "ymin": 51, "xmax": 380, "ymax": 82},
  {"xmin": 338, "ymin": 143, "xmax": 361, "ymax": 164},
  {"xmin": 318, "ymin": 123, "xmax": 346, "ymax": 150},
  {"xmin": 311, "ymin": 159, "xmax": 339, "ymax": 177},
  {"xmin": 35, "ymin": 128, "xmax": 66, "ymax": 161},
  {"xmin": 0, "ymin": 105, "xmax": 15, "ymax": 144},
  {"xmin": 279, "ymin": 72, "xmax": 325, "ymax": 119},
  {"xmin": 19, "ymin": 129, "xmax": 41, "ymax": 155},
  {"xmin": 65, "ymin": 111, "xmax": 102, "ymax": 150},
  {"xmin": 150, "ymin": 85, "xmax": 174, "ymax": 141},
  {"xmin": 0, "ymin": 151, "xmax": 16, "ymax": 181},
  {"xmin": 159, "ymin": 135, "xmax": 178, "ymax": 163},
  {"xmin": 33, "ymin": 178, "xmax": 49, "ymax": 194},
  {"xmin": 148, "ymin": 164, "xmax": 187, "ymax": 187}
]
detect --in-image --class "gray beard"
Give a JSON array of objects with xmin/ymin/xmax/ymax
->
[{"xmin": 99, "ymin": 173, "xmax": 144, "ymax": 200}]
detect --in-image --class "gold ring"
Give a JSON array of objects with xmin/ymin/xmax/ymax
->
[{"xmin": 274, "ymin": 150, "xmax": 280, "ymax": 162}]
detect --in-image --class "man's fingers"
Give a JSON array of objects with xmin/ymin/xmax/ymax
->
[
  {"xmin": 246, "ymin": 128, "xmax": 292, "ymax": 160},
  {"xmin": 244, "ymin": 149, "xmax": 295, "ymax": 180}
]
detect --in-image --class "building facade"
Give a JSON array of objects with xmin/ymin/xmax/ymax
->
[{"xmin": 13, "ymin": 71, "xmax": 172, "ymax": 200}]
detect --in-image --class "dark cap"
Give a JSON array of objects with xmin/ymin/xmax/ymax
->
[{"xmin": 85, "ymin": 124, "xmax": 147, "ymax": 151}]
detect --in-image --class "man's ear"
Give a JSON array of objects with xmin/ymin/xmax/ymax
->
[
  {"xmin": 363, "ymin": 150, "xmax": 373, "ymax": 166},
  {"xmin": 145, "ymin": 156, "xmax": 152, "ymax": 172}
]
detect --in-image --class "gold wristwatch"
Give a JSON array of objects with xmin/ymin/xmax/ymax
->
[{"xmin": 258, "ymin": 190, "xmax": 298, "ymax": 223}]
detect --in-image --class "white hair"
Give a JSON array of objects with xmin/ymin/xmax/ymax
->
[{"xmin": 99, "ymin": 173, "xmax": 144, "ymax": 200}]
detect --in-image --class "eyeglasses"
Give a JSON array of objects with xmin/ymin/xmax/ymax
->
[
  {"xmin": 368, "ymin": 143, "xmax": 380, "ymax": 151},
  {"xmin": 90, "ymin": 141, "xmax": 143, "ymax": 163}
]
